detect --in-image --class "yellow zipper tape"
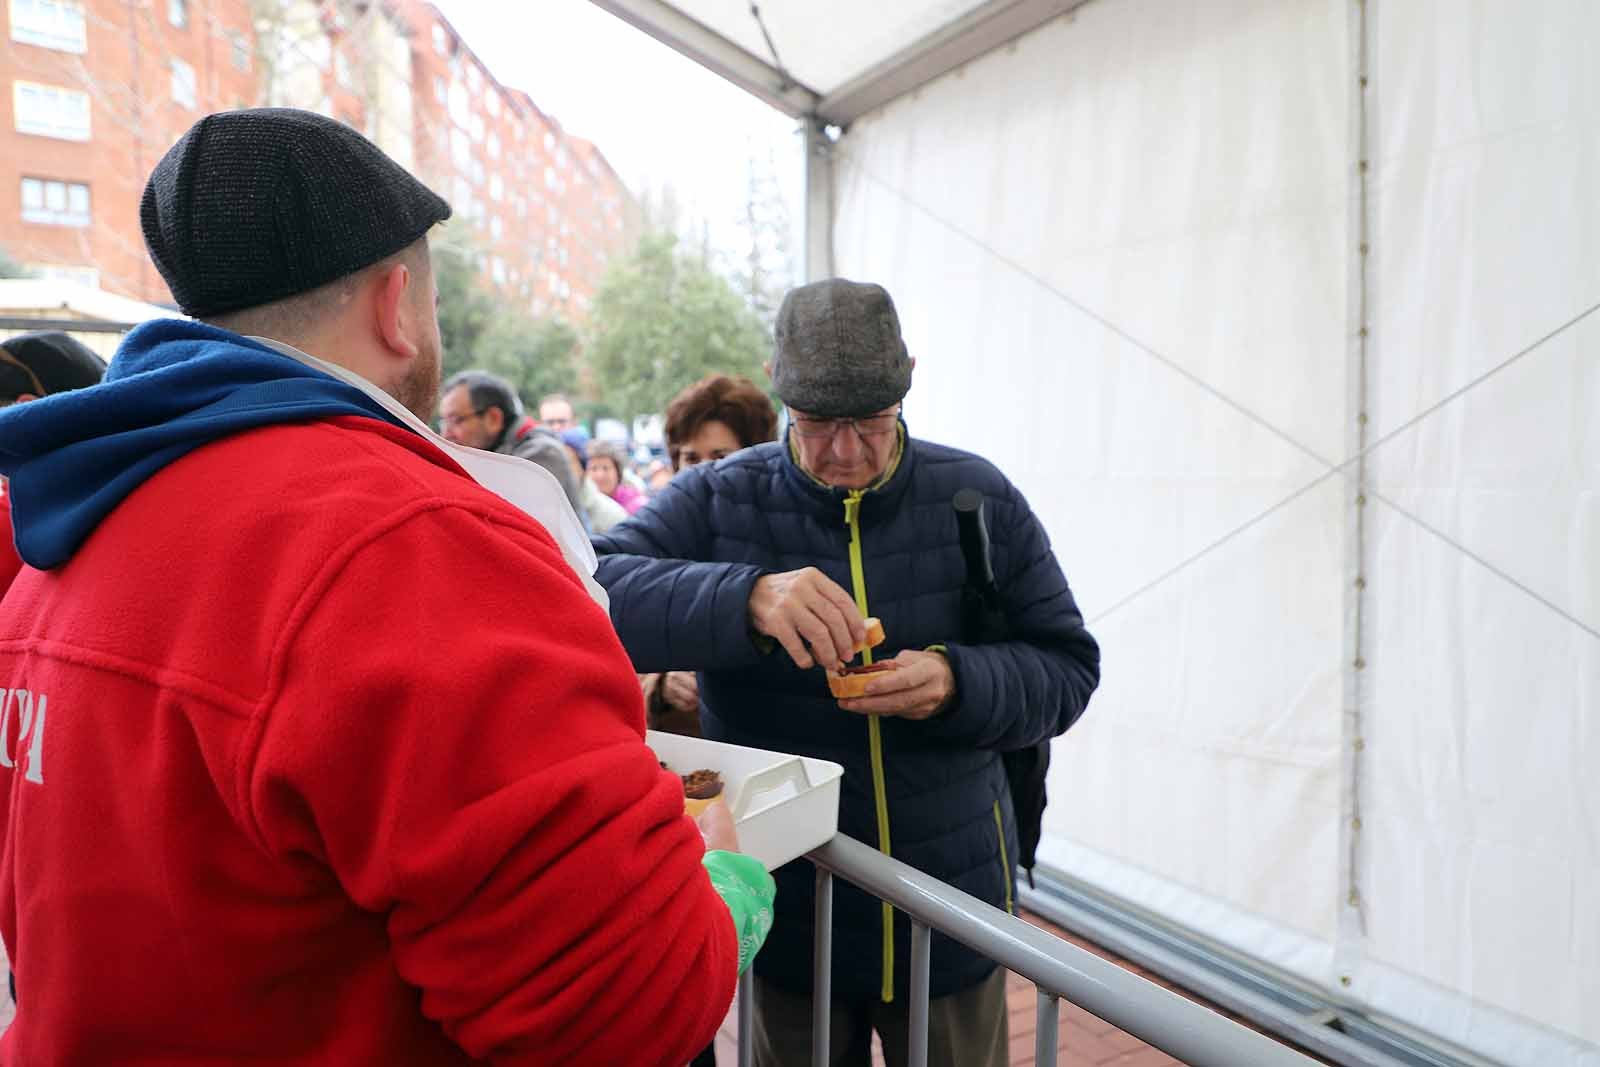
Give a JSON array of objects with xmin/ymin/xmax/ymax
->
[
  {"xmin": 993, "ymin": 800, "xmax": 1014, "ymax": 916},
  {"xmin": 845, "ymin": 490, "xmax": 895, "ymax": 1003}
]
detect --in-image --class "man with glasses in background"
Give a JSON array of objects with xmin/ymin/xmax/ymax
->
[
  {"xmin": 594, "ymin": 278, "xmax": 1100, "ymax": 1067},
  {"xmin": 438, "ymin": 370, "xmax": 585, "ymax": 524},
  {"xmin": 537, "ymin": 391, "xmax": 576, "ymax": 432}
]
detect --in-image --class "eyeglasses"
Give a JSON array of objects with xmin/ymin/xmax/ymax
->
[
  {"xmin": 438, "ymin": 409, "xmax": 487, "ymax": 431},
  {"xmin": 789, "ymin": 410, "xmax": 900, "ymax": 440}
]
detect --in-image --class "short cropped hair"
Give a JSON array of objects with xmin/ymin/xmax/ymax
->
[
  {"xmin": 442, "ymin": 369, "xmax": 522, "ymax": 426},
  {"xmin": 587, "ymin": 440, "xmax": 628, "ymax": 475},
  {"xmin": 662, "ymin": 375, "xmax": 777, "ymax": 467},
  {"xmin": 204, "ymin": 238, "xmax": 429, "ymax": 343}
]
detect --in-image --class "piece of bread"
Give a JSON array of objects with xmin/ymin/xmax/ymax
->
[
  {"xmin": 856, "ymin": 617, "xmax": 885, "ymax": 653},
  {"xmin": 827, "ymin": 660, "xmax": 901, "ymax": 699},
  {"xmin": 681, "ymin": 768, "xmax": 724, "ymax": 817}
]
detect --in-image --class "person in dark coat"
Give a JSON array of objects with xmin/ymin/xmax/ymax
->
[
  {"xmin": 594, "ymin": 278, "xmax": 1100, "ymax": 1067},
  {"xmin": 437, "ymin": 369, "xmax": 585, "ymax": 522},
  {"xmin": 0, "ymin": 331, "xmax": 107, "ymax": 592}
]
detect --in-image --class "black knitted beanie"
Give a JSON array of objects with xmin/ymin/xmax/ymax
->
[{"xmin": 141, "ymin": 108, "xmax": 451, "ymax": 317}]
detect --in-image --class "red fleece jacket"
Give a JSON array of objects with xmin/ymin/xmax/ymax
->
[
  {"xmin": 0, "ymin": 496, "xmax": 20, "ymax": 593},
  {"xmin": 0, "ymin": 416, "xmax": 735, "ymax": 1065}
]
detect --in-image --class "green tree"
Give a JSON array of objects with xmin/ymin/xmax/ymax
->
[
  {"xmin": 585, "ymin": 232, "xmax": 770, "ymax": 423},
  {"xmin": 475, "ymin": 315, "xmax": 578, "ymax": 406},
  {"xmin": 431, "ymin": 230, "xmax": 577, "ymax": 407},
  {"xmin": 433, "ymin": 232, "xmax": 497, "ymax": 379}
]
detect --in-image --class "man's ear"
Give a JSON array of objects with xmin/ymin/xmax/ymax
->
[
  {"xmin": 375, "ymin": 263, "xmax": 420, "ymax": 361},
  {"xmin": 482, "ymin": 406, "xmax": 506, "ymax": 438}
]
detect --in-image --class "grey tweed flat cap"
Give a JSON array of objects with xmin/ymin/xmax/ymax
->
[{"xmin": 771, "ymin": 279, "xmax": 911, "ymax": 417}]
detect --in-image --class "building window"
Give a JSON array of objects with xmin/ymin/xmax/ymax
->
[
  {"xmin": 466, "ymin": 63, "xmax": 481, "ymax": 93},
  {"xmin": 9, "ymin": 0, "xmax": 86, "ymax": 53},
  {"xmin": 334, "ymin": 52, "xmax": 352, "ymax": 90},
  {"xmin": 433, "ymin": 76, "xmax": 446, "ymax": 105},
  {"xmin": 168, "ymin": 0, "xmax": 186, "ymax": 28},
  {"xmin": 486, "ymin": 133, "xmax": 500, "ymax": 160},
  {"xmin": 468, "ymin": 111, "xmax": 483, "ymax": 143},
  {"xmin": 485, "ymin": 91, "xmax": 499, "ymax": 118},
  {"xmin": 544, "ymin": 165, "xmax": 556, "ymax": 190},
  {"xmin": 229, "ymin": 31, "xmax": 251, "ymax": 72},
  {"xmin": 449, "ymin": 128, "xmax": 471, "ymax": 170},
  {"xmin": 489, "ymin": 215, "xmax": 502, "ymax": 240},
  {"xmin": 13, "ymin": 81, "xmax": 90, "ymax": 140},
  {"xmin": 170, "ymin": 58, "xmax": 197, "ymax": 109},
  {"xmin": 30, "ymin": 262, "xmax": 98, "ymax": 288},
  {"xmin": 20, "ymin": 177, "xmax": 89, "ymax": 226},
  {"xmin": 447, "ymin": 81, "xmax": 469, "ymax": 128},
  {"xmin": 432, "ymin": 23, "xmax": 447, "ymax": 55},
  {"xmin": 488, "ymin": 173, "xmax": 502, "ymax": 201},
  {"xmin": 543, "ymin": 130, "xmax": 554, "ymax": 151},
  {"xmin": 491, "ymin": 256, "xmax": 506, "ymax": 285}
]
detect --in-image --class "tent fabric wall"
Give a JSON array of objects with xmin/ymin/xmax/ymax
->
[
  {"xmin": 830, "ymin": 0, "xmax": 1597, "ymax": 1063},
  {"xmin": 1357, "ymin": 0, "xmax": 1599, "ymax": 1060}
]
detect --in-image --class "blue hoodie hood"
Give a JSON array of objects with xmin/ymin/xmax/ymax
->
[{"xmin": 0, "ymin": 319, "xmax": 408, "ymax": 570}]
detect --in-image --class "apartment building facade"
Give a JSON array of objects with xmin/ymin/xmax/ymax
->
[
  {"xmin": 401, "ymin": 1, "xmax": 637, "ymax": 320},
  {"xmin": 1, "ymin": 0, "xmax": 257, "ymax": 303},
  {"xmin": 2, "ymin": 0, "xmax": 637, "ymax": 318}
]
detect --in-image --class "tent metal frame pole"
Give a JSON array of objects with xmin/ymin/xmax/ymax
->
[
  {"xmin": 586, "ymin": 0, "xmax": 1096, "ymax": 131},
  {"xmin": 1336, "ymin": 0, "xmax": 1375, "ymax": 1003},
  {"xmin": 803, "ymin": 119, "xmax": 835, "ymax": 282},
  {"xmin": 586, "ymin": 0, "xmax": 820, "ymax": 117},
  {"xmin": 816, "ymin": 0, "xmax": 1097, "ymax": 127}
]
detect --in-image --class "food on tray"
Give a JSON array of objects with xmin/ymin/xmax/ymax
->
[
  {"xmin": 826, "ymin": 659, "xmax": 901, "ymax": 699},
  {"xmin": 680, "ymin": 768, "xmax": 725, "ymax": 817}
]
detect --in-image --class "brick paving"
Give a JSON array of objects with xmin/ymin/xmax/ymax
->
[{"xmin": 713, "ymin": 910, "xmax": 1333, "ymax": 1067}]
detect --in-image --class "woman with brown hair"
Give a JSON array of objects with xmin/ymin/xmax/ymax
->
[{"xmin": 643, "ymin": 374, "xmax": 777, "ymax": 737}]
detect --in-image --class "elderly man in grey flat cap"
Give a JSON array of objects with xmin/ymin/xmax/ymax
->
[{"xmin": 595, "ymin": 277, "xmax": 1101, "ymax": 1067}]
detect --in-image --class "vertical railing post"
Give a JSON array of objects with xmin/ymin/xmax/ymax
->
[
  {"xmin": 738, "ymin": 967, "xmax": 754, "ymax": 1067},
  {"xmin": 908, "ymin": 921, "xmax": 931, "ymax": 1067},
  {"xmin": 1035, "ymin": 989, "xmax": 1060, "ymax": 1067},
  {"xmin": 813, "ymin": 867, "xmax": 834, "ymax": 1067}
]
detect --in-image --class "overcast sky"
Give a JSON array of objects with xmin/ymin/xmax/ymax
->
[{"xmin": 430, "ymin": 0, "xmax": 804, "ymax": 265}]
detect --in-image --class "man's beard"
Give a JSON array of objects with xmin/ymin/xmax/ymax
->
[{"xmin": 391, "ymin": 335, "xmax": 441, "ymax": 423}]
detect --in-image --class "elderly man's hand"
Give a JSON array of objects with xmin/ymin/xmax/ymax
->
[
  {"xmin": 748, "ymin": 568, "xmax": 867, "ymax": 671},
  {"xmin": 836, "ymin": 649, "xmax": 955, "ymax": 721}
]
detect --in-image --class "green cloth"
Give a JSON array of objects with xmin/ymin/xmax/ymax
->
[{"xmin": 703, "ymin": 850, "xmax": 776, "ymax": 975}]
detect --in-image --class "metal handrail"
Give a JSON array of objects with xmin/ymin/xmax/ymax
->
[{"xmin": 734, "ymin": 832, "xmax": 1321, "ymax": 1067}]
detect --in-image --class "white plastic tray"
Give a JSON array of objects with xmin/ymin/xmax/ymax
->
[{"xmin": 647, "ymin": 730, "xmax": 843, "ymax": 871}]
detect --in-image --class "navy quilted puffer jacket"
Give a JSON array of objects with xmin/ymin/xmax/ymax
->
[{"xmin": 594, "ymin": 427, "xmax": 1099, "ymax": 1002}]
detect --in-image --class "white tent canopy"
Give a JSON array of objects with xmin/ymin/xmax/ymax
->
[{"xmin": 591, "ymin": 3, "xmax": 1600, "ymax": 1066}]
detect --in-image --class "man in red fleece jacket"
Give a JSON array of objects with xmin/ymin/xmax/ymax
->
[{"xmin": 0, "ymin": 108, "xmax": 770, "ymax": 1065}]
